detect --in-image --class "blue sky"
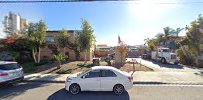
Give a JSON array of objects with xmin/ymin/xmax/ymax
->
[{"xmin": 0, "ymin": 0, "xmax": 203, "ymax": 46}]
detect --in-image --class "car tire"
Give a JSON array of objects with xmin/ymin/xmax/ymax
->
[
  {"xmin": 161, "ymin": 58, "xmax": 166, "ymax": 64},
  {"xmin": 113, "ymin": 84, "xmax": 125, "ymax": 95},
  {"xmin": 69, "ymin": 84, "xmax": 80, "ymax": 95}
]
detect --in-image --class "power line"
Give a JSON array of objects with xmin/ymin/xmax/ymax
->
[
  {"xmin": 0, "ymin": 0, "xmax": 133, "ymax": 3},
  {"xmin": 1, "ymin": 0, "xmax": 203, "ymax": 4}
]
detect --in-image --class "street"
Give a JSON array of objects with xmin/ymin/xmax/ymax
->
[{"xmin": 1, "ymin": 82, "xmax": 203, "ymax": 100}]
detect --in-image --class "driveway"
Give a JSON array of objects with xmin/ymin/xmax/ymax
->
[{"xmin": 135, "ymin": 58, "xmax": 203, "ymax": 72}]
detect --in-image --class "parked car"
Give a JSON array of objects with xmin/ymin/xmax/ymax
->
[
  {"xmin": 65, "ymin": 66, "xmax": 133, "ymax": 95},
  {"xmin": 0, "ymin": 61, "xmax": 24, "ymax": 85}
]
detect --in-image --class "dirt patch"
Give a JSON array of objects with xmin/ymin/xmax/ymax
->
[
  {"xmin": 37, "ymin": 61, "xmax": 92, "ymax": 74},
  {"xmin": 36, "ymin": 61, "xmax": 153, "ymax": 74},
  {"xmin": 119, "ymin": 63, "xmax": 153, "ymax": 72}
]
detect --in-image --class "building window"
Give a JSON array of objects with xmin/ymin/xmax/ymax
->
[{"xmin": 46, "ymin": 37, "xmax": 55, "ymax": 42}]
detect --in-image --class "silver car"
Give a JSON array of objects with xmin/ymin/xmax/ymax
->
[{"xmin": 0, "ymin": 61, "xmax": 24, "ymax": 85}]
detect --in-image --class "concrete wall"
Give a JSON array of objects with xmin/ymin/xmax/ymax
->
[{"xmin": 94, "ymin": 51, "xmax": 114, "ymax": 57}]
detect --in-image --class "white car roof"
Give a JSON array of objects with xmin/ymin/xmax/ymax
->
[
  {"xmin": 0, "ymin": 61, "xmax": 17, "ymax": 65},
  {"xmin": 159, "ymin": 48, "xmax": 169, "ymax": 49},
  {"xmin": 92, "ymin": 66, "xmax": 120, "ymax": 71}
]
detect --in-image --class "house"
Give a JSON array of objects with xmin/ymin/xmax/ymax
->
[
  {"xmin": 40, "ymin": 30, "xmax": 96, "ymax": 61},
  {"xmin": 158, "ymin": 36, "xmax": 183, "ymax": 50},
  {"xmin": 95, "ymin": 44, "xmax": 114, "ymax": 57}
]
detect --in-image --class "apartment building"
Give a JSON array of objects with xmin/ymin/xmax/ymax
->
[
  {"xmin": 3, "ymin": 12, "xmax": 28, "ymax": 37},
  {"xmin": 41, "ymin": 30, "xmax": 95, "ymax": 61}
]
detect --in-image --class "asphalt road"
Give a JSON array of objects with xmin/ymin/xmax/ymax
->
[{"xmin": 1, "ymin": 82, "xmax": 203, "ymax": 100}]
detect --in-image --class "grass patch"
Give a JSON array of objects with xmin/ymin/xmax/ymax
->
[
  {"xmin": 21, "ymin": 60, "xmax": 49, "ymax": 73},
  {"xmin": 56, "ymin": 68, "xmax": 72, "ymax": 74},
  {"xmin": 77, "ymin": 63, "xmax": 93, "ymax": 68},
  {"xmin": 21, "ymin": 61, "xmax": 38, "ymax": 73},
  {"xmin": 34, "ymin": 60, "xmax": 49, "ymax": 66}
]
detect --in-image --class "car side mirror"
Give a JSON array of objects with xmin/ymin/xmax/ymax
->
[
  {"xmin": 82, "ymin": 73, "xmax": 90, "ymax": 79},
  {"xmin": 82, "ymin": 75, "xmax": 86, "ymax": 79}
]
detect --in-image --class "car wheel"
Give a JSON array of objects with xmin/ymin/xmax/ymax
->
[
  {"xmin": 113, "ymin": 84, "xmax": 125, "ymax": 95},
  {"xmin": 161, "ymin": 58, "xmax": 166, "ymax": 64},
  {"xmin": 69, "ymin": 84, "xmax": 80, "ymax": 95}
]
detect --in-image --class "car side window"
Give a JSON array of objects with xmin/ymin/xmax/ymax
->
[
  {"xmin": 84, "ymin": 70, "xmax": 100, "ymax": 78},
  {"xmin": 101, "ymin": 70, "xmax": 117, "ymax": 77}
]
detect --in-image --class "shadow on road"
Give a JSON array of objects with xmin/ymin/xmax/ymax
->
[
  {"xmin": 0, "ymin": 82, "xmax": 49, "ymax": 100},
  {"xmin": 143, "ymin": 59, "xmax": 184, "ymax": 69},
  {"xmin": 47, "ymin": 88, "xmax": 130, "ymax": 100},
  {"xmin": 194, "ymin": 71, "xmax": 203, "ymax": 77}
]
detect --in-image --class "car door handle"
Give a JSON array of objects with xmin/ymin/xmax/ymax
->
[{"xmin": 96, "ymin": 79, "xmax": 100, "ymax": 81}]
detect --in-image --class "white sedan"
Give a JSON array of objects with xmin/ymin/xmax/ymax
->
[{"xmin": 65, "ymin": 66, "xmax": 133, "ymax": 95}]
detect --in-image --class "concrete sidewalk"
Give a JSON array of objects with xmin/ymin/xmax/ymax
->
[
  {"xmin": 24, "ymin": 71, "xmax": 203, "ymax": 85},
  {"xmin": 130, "ymin": 71, "xmax": 203, "ymax": 84},
  {"xmin": 24, "ymin": 73, "xmax": 70, "ymax": 83}
]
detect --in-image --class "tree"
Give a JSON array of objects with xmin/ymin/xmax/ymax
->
[
  {"xmin": 11, "ymin": 51, "xmax": 20, "ymax": 61},
  {"xmin": 67, "ymin": 40, "xmax": 81, "ymax": 60},
  {"xmin": 144, "ymin": 37, "xmax": 159, "ymax": 51},
  {"xmin": 172, "ymin": 28, "xmax": 184, "ymax": 37},
  {"xmin": 2, "ymin": 38, "xmax": 32, "ymax": 62},
  {"xmin": 155, "ymin": 33, "xmax": 164, "ymax": 44},
  {"xmin": 27, "ymin": 20, "xmax": 47, "ymax": 63},
  {"xmin": 185, "ymin": 15, "xmax": 203, "ymax": 61},
  {"xmin": 47, "ymin": 44, "xmax": 59, "ymax": 55},
  {"xmin": 163, "ymin": 26, "xmax": 173, "ymax": 37},
  {"xmin": 55, "ymin": 29, "xmax": 70, "ymax": 55},
  {"xmin": 176, "ymin": 14, "xmax": 203, "ymax": 66},
  {"xmin": 77, "ymin": 19, "xmax": 95, "ymax": 63},
  {"xmin": 162, "ymin": 26, "xmax": 174, "ymax": 45}
]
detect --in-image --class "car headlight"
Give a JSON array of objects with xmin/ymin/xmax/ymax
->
[{"xmin": 67, "ymin": 78, "xmax": 72, "ymax": 82}]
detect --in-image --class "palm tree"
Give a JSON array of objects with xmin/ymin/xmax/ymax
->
[
  {"xmin": 172, "ymin": 28, "xmax": 184, "ymax": 37},
  {"xmin": 163, "ymin": 27, "xmax": 172, "ymax": 37},
  {"xmin": 155, "ymin": 33, "xmax": 164, "ymax": 43},
  {"xmin": 54, "ymin": 53, "xmax": 68, "ymax": 69},
  {"xmin": 162, "ymin": 26, "xmax": 174, "ymax": 45},
  {"xmin": 144, "ymin": 38, "xmax": 150, "ymax": 46}
]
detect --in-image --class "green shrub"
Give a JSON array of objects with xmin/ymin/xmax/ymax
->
[
  {"xmin": 34, "ymin": 60, "xmax": 49, "ymax": 66},
  {"xmin": 56, "ymin": 68, "xmax": 72, "ymax": 74},
  {"xmin": 77, "ymin": 63, "xmax": 93, "ymax": 68},
  {"xmin": 176, "ymin": 48, "xmax": 195, "ymax": 65},
  {"xmin": 21, "ymin": 61, "xmax": 38, "ymax": 73},
  {"xmin": 100, "ymin": 57, "xmax": 106, "ymax": 62}
]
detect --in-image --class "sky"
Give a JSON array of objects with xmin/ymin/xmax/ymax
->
[{"xmin": 0, "ymin": 0, "xmax": 203, "ymax": 46}]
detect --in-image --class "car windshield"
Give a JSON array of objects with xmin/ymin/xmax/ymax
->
[
  {"xmin": 77, "ymin": 69, "xmax": 91, "ymax": 76},
  {"xmin": 162, "ymin": 49, "xmax": 170, "ymax": 52},
  {"xmin": 0, "ymin": 63, "xmax": 21, "ymax": 70}
]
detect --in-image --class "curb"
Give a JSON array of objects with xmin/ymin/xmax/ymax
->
[
  {"xmin": 22, "ymin": 80, "xmax": 65, "ymax": 83},
  {"xmin": 133, "ymin": 82, "xmax": 203, "ymax": 85},
  {"xmin": 22, "ymin": 80, "xmax": 203, "ymax": 85}
]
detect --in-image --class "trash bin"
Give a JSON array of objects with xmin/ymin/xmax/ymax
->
[{"xmin": 93, "ymin": 58, "xmax": 100, "ymax": 66}]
